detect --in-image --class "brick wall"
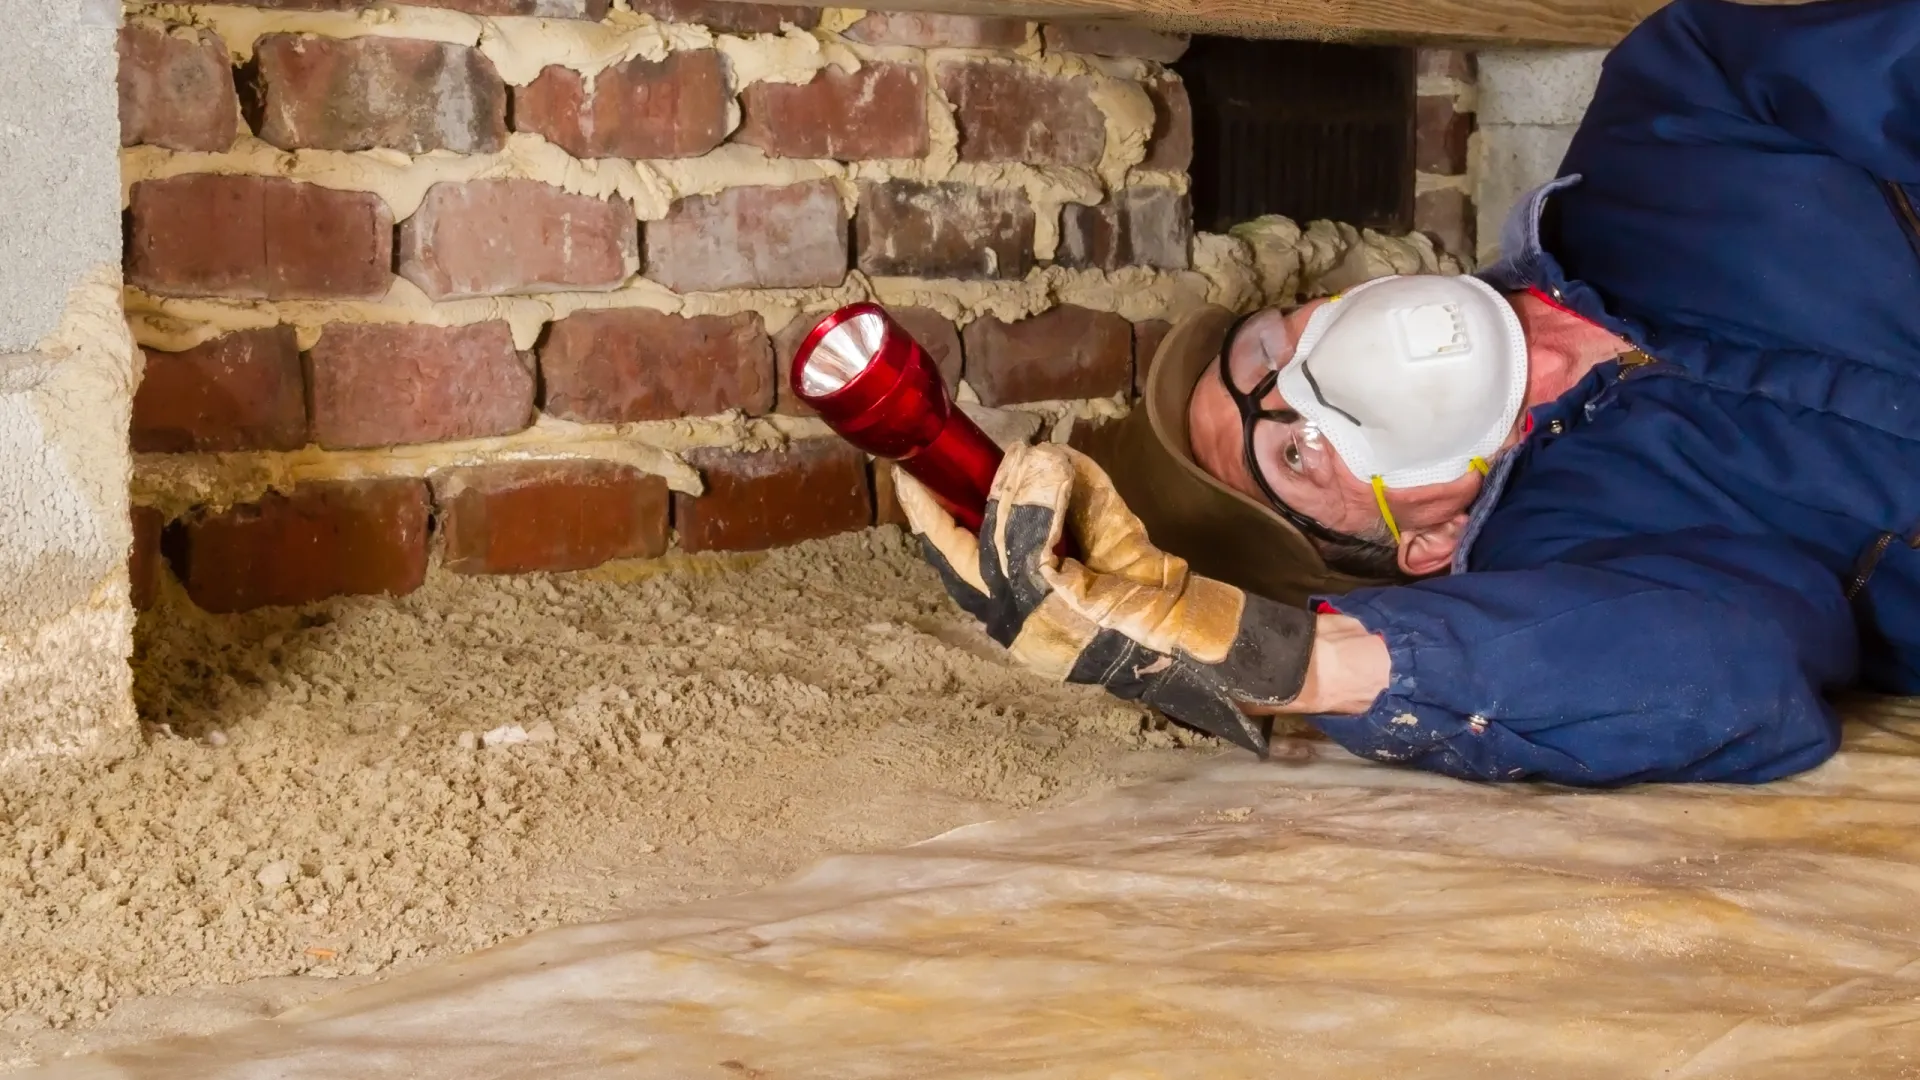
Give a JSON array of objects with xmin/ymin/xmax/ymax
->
[
  {"xmin": 1412, "ymin": 48, "xmax": 1478, "ymax": 266},
  {"xmin": 119, "ymin": 2, "xmax": 1455, "ymax": 614}
]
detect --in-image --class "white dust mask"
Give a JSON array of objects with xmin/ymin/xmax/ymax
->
[{"xmin": 1273, "ymin": 274, "xmax": 1527, "ymax": 493}]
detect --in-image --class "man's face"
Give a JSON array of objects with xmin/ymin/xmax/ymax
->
[{"xmin": 1186, "ymin": 301, "xmax": 1396, "ymax": 543}]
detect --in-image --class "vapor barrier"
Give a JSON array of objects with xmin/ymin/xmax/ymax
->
[{"xmin": 39, "ymin": 699, "xmax": 1920, "ymax": 1079}]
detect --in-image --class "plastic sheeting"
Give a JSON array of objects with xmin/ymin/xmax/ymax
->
[{"xmin": 35, "ymin": 699, "xmax": 1920, "ymax": 1079}]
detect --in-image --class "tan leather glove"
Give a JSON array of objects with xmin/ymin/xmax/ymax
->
[{"xmin": 894, "ymin": 443, "xmax": 1316, "ymax": 756}]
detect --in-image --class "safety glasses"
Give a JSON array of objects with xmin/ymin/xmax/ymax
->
[{"xmin": 1216, "ymin": 314, "xmax": 1399, "ymax": 553}]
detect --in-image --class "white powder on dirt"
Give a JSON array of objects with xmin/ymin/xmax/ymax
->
[{"xmin": 0, "ymin": 528, "xmax": 1207, "ymax": 1069}]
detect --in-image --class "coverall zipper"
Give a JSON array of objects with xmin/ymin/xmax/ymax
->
[
  {"xmin": 1848, "ymin": 532, "xmax": 1896, "ymax": 601},
  {"xmin": 1844, "ymin": 183, "xmax": 1920, "ymax": 603}
]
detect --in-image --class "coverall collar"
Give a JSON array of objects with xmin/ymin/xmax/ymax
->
[{"xmin": 1452, "ymin": 175, "xmax": 1634, "ymax": 573}]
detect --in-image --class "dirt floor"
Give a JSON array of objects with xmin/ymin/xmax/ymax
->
[{"xmin": 0, "ymin": 527, "xmax": 1207, "ymax": 1070}]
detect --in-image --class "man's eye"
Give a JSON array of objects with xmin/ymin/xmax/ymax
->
[{"xmin": 1284, "ymin": 442, "xmax": 1303, "ymax": 471}]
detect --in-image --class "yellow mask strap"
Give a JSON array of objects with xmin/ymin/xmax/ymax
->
[
  {"xmin": 1372, "ymin": 463, "xmax": 1483, "ymax": 547},
  {"xmin": 1370, "ymin": 475, "xmax": 1402, "ymax": 545}
]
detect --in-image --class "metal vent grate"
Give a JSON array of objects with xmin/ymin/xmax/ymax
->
[{"xmin": 1174, "ymin": 37, "xmax": 1416, "ymax": 235}]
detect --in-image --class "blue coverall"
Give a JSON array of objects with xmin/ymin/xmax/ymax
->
[{"xmin": 1310, "ymin": 0, "xmax": 1920, "ymax": 785}]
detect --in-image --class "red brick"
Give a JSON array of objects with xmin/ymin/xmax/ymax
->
[
  {"xmin": 1417, "ymin": 49, "xmax": 1476, "ymax": 81},
  {"xmin": 632, "ymin": 0, "xmax": 818, "ymax": 33},
  {"xmin": 128, "ymin": 175, "xmax": 260, "ymax": 297},
  {"xmin": 433, "ymin": 461, "xmax": 669, "ymax": 575},
  {"xmin": 1141, "ymin": 73, "xmax": 1192, "ymax": 173},
  {"xmin": 856, "ymin": 180, "xmax": 1033, "ymax": 280},
  {"xmin": 310, "ymin": 321, "xmax": 534, "ymax": 449},
  {"xmin": 541, "ymin": 309, "xmax": 772, "ymax": 423},
  {"xmin": 737, "ymin": 63, "xmax": 928, "ymax": 161},
  {"xmin": 773, "ymin": 305, "xmax": 960, "ymax": 417},
  {"xmin": 1415, "ymin": 188, "xmax": 1477, "ymax": 262},
  {"xmin": 433, "ymin": 0, "xmax": 610, "ymax": 12},
  {"xmin": 131, "ymin": 506, "xmax": 165, "ymax": 612},
  {"xmin": 133, "ymin": 327, "xmax": 307, "ymax": 453},
  {"xmin": 163, "ymin": 480, "xmax": 430, "ymax": 613},
  {"xmin": 1158, "ymin": 205, "xmax": 1199, "ymax": 267},
  {"xmin": 937, "ymin": 61, "xmax": 1104, "ymax": 167},
  {"xmin": 398, "ymin": 180, "xmax": 636, "ymax": 301},
  {"xmin": 119, "ymin": 24, "xmax": 239, "ymax": 152},
  {"xmin": 842, "ymin": 12, "xmax": 1026, "ymax": 47},
  {"xmin": 1041, "ymin": 21, "xmax": 1188, "ymax": 62},
  {"xmin": 515, "ymin": 52, "xmax": 728, "ymax": 160},
  {"xmin": 269, "ymin": 181, "xmax": 399, "ymax": 299},
  {"xmin": 127, "ymin": 175, "xmax": 393, "ymax": 300},
  {"xmin": 433, "ymin": 0, "xmax": 610, "ymax": 13},
  {"xmin": 675, "ymin": 439, "xmax": 870, "ymax": 552},
  {"xmin": 1132, "ymin": 319, "xmax": 1169, "ymax": 398},
  {"xmin": 244, "ymin": 0, "xmax": 611, "ymax": 14},
  {"xmin": 1057, "ymin": 188, "xmax": 1190, "ymax": 271},
  {"xmin": 248, "ymin": 35, "xmax": 506, "ymax": 153},
  {"xmin": 1057, "ymin": 203, "xmax": 1120, "ymax": 270},
  {"xmin": 963, "ymin": 305, "xmax": 1131, "ymax": 405},
  {"xmin": 645, "ymin": 181, "xmax": 846, "ymax": 293},
  {"xmin": 1416, "ymin": 95, "xmax": 1475, "ymax": 175}
]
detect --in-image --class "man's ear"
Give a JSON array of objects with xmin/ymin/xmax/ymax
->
[{"xmin": 1398, "ymin": 514, "xmax": 1471, "ymax": 578}]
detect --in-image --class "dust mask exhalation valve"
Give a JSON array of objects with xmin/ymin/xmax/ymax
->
[{"xmin": 1274, "ymin": 274, "xmax": 1528, "ymax": 491}]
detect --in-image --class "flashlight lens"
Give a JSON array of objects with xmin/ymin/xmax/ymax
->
[{"xmin": 801, "ymin": 311, "xmax": 887, "ymax": 397}]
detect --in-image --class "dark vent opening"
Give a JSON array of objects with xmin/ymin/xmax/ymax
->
[{"xmin": 1174, "ymin": 37, "xmax": 1416, "ymax": 235}]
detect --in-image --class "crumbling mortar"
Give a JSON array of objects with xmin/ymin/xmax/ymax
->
[
  {"xmin": 129, "ymin": 392, "xmax": 1122, "ymax": 519},
  {"xmin": 0, "ymin": 265, "xmax": 142, "ymax": 769},
  {"xmin": 118, "ymin": 4, "xmax": 1449, "ymax": 516},
  {"xmin": 125, "ymin": 247, "xmax": 1248, "ymax": 357},
  {"xmin": 126, "ymin": 217, "xmax": 1454, "ymax": 511},
  {"xmin": 122, "ymin": 5, "xmax": 1176, "ymax": 232}
]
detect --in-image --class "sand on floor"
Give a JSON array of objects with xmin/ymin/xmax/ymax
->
[{"xmin": 0, "ymin": 527, "xmax": 1209, "ymax": 1069}]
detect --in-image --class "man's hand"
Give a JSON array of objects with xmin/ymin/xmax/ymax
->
[{"xmin": 893, "ymin": 443, "xmax": 1323, "ymax": 756}]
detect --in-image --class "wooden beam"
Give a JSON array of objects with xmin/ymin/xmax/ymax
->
[{"xmin": 847, "ymin": 0, "xmax": 1669, "ymax": 47}]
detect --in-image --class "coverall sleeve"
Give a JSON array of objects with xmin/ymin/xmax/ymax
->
[
  {"xmin": 1310, "ymin": 530, "xmax": 1857, "ymax": 787},
  {"xmin": 1639, "ymin": 0, "xmax": 1920, "ymax": 182}
]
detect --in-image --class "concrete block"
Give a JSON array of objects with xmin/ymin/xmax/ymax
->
[
  {"xmin": 0, "ymin": 269, "xmax": 139, "ymax": 767},
  {"xmin": 1476, "ymin": 49, "xmax": 1606, "ymax": 127},
  {"xmin": 1474, "ymin": 123, "xmax": 1579, "ymax": 265},
  {"xmin": 79, "ymin": 0, "xmax": 122, "ymax": 25},
  {"xmin": 0, "ymin": 7, "xmax": 120, "ymax": 350},
  {"xmin": 0, "ymin": 3, "xmax": 138, "ymax": 770}
]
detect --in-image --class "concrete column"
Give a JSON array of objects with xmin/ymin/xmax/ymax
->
[
  {"xmin": 0, "ymin": 0, "xmax": 141, "ymax": 766},
  {"xmin": 1472, "ymin": 49, "xmax": 1606, "ymax": 265}
]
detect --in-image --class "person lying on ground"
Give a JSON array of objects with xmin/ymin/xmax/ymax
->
[{"xmin": 896, "ymin": 0, "xmax": 1920, "ymax": 786}]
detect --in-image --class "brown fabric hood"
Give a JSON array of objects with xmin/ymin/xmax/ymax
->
[{"xmin": 1075, "ymin": 305, "xmax": 1387, "ymax": 607}]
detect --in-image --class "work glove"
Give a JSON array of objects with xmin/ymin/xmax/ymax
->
[{"xmin": 893, "ymin": 443, "xmax": 1316, "ymax": 757}]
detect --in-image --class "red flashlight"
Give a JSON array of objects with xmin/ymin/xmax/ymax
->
[{"xmin": 790, "ymin": 302, "xmax": 1005, "ymax": 533}]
